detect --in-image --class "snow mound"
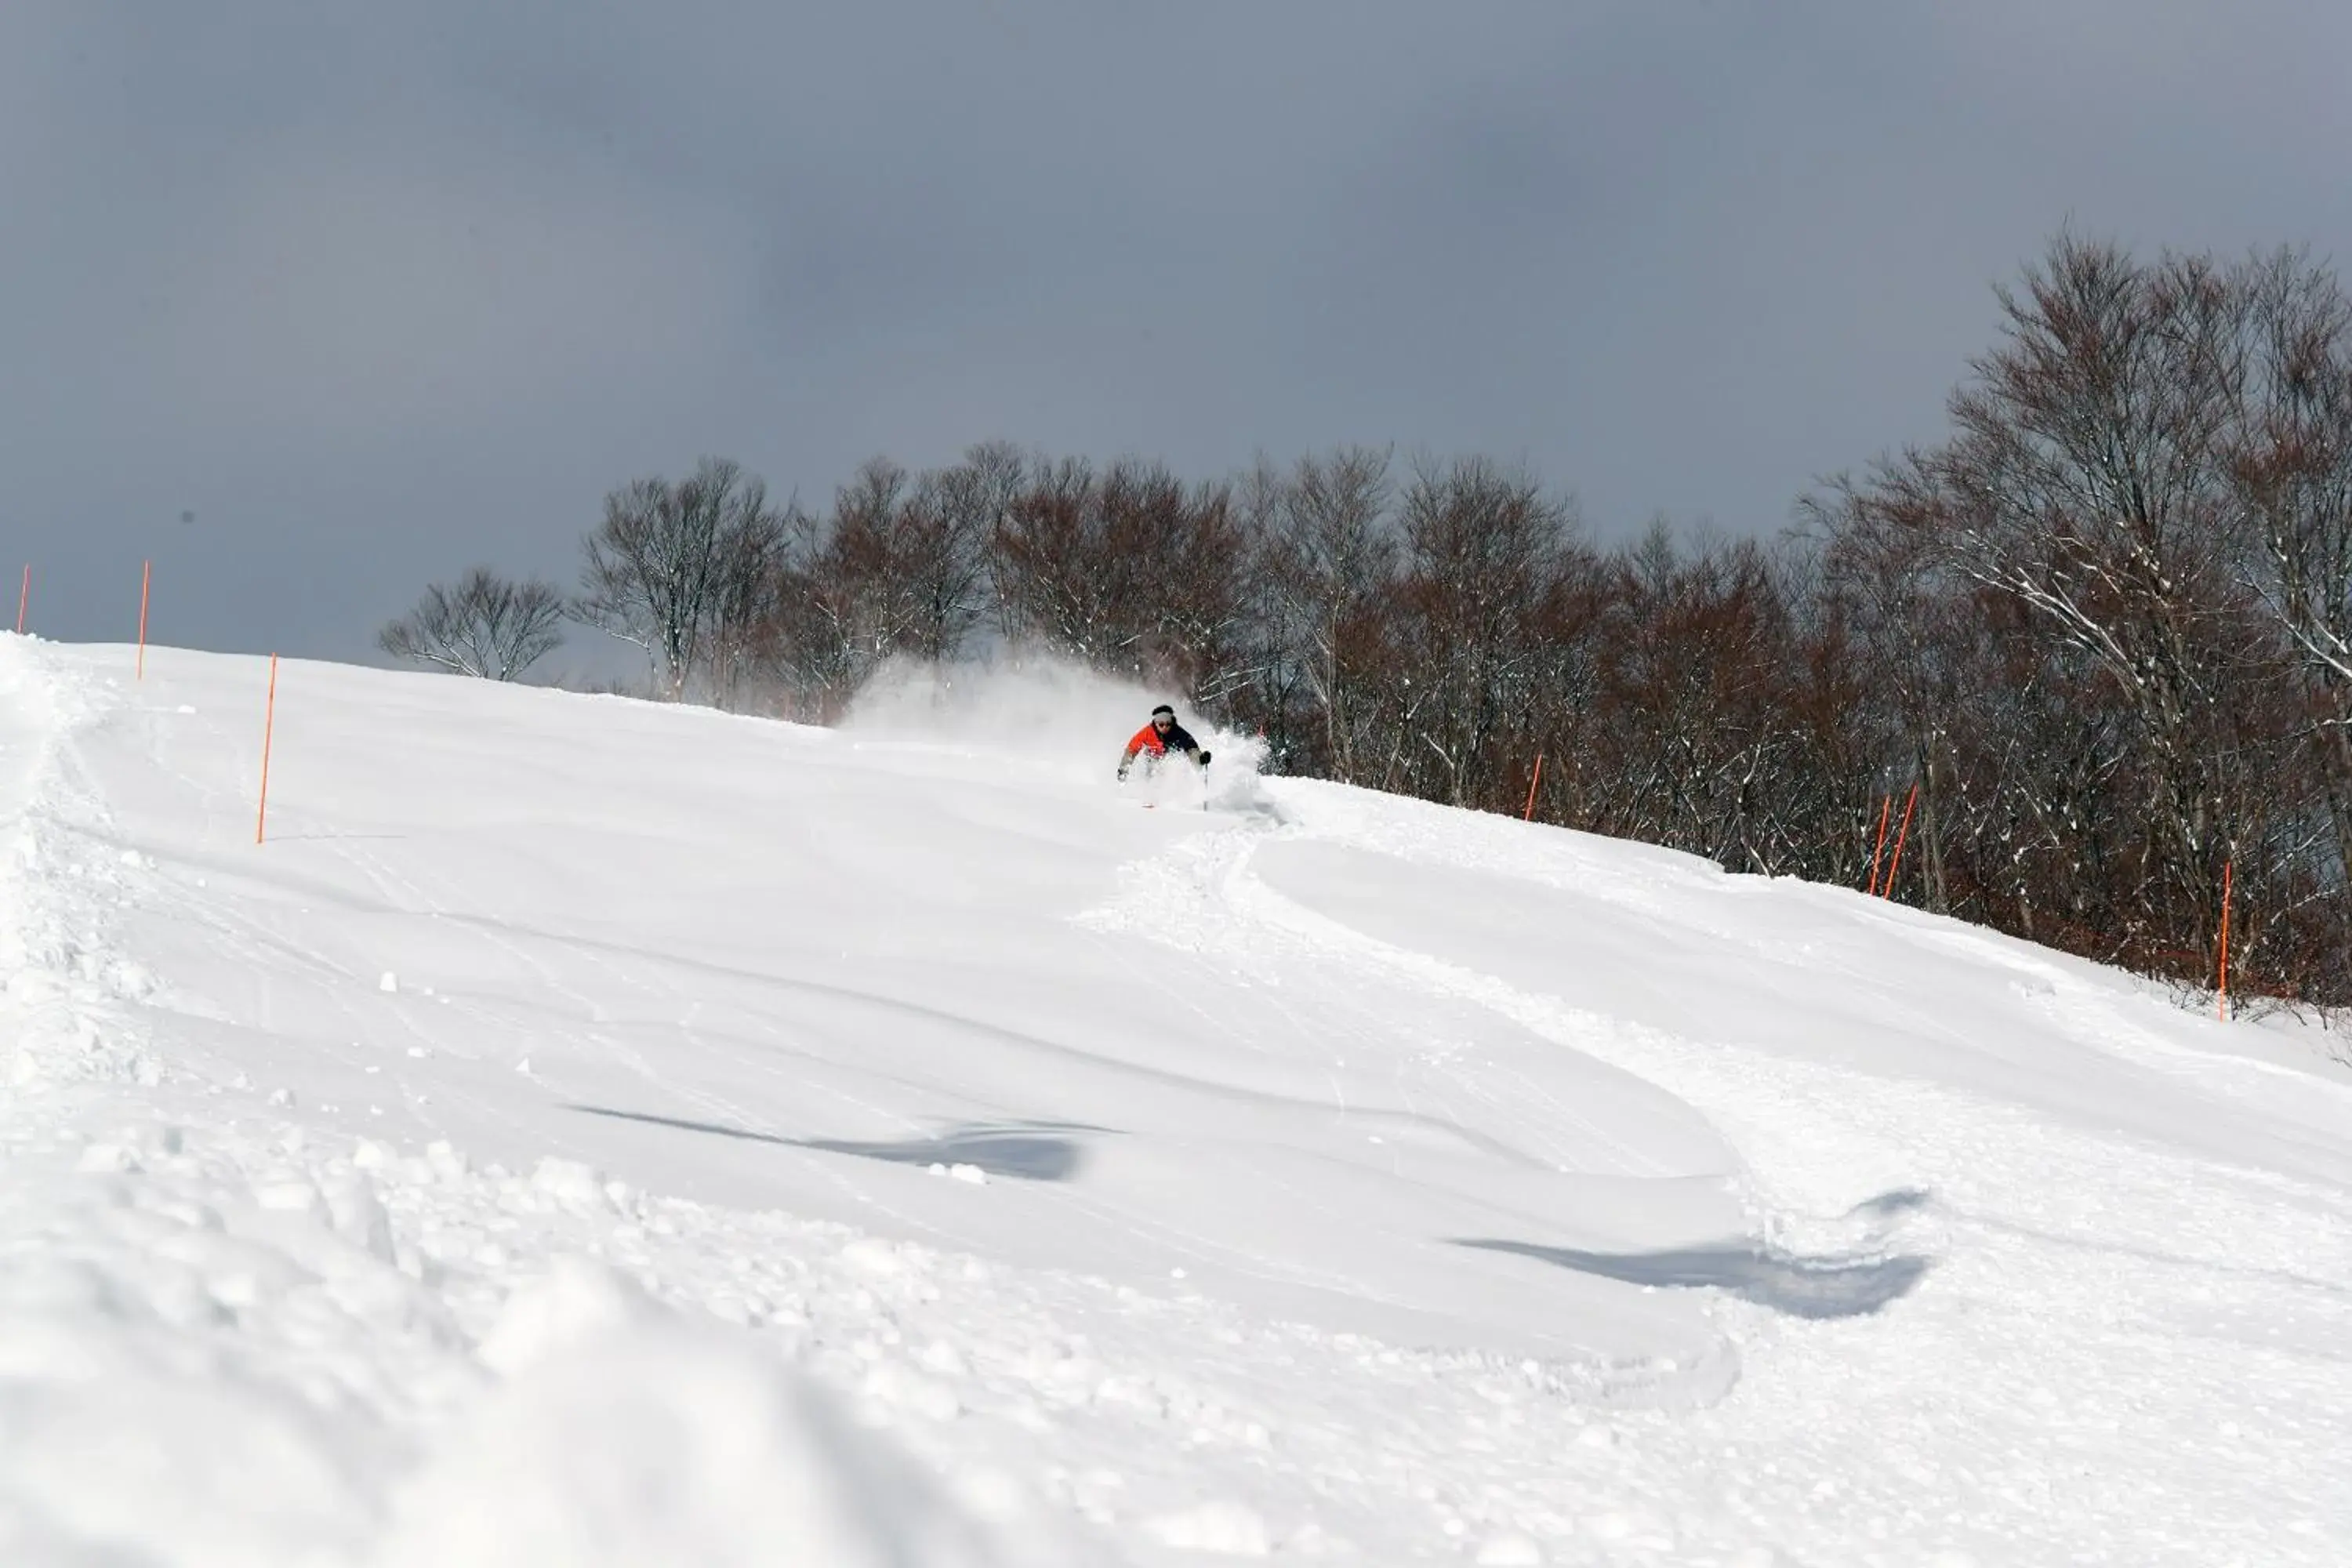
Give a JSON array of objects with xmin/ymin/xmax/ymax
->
[
  {"xmin": 378, "ymin": 1325, "xmax": 1028, "ymax": 1568},
  {"xmin": 0, "ymin": 1350, "xmax": 377, "ymax": 1567},
  {"xmin": 476, "ymin": 1254, "xmax": 666, "ymax": 1376}
]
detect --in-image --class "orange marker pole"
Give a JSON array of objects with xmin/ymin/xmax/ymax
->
[
  {"xmin": 1882, "ymin": 782, "xmax": 1918, "ymax": 900},
  {"xmin": 256, "ymin": 654, "xmax": 279, "ymax": 845},
  {"xmin": 1523, "ymin": 753, "xmax": 1544, "ymax": 822},
  {"xmin": 2216, "ymin": 858, "xmax": 2233, "ymax": 1021},
  {"xmin": 1865, "ymin": 792, "xmax": 1893, "ymax": 895},
  {"xmin": 15, "ymin": 565, "xmax": 26, "ymax": 635},
  {"xmin": 137, "ymin": 560, "xmax": 151, "ymax": 679}
]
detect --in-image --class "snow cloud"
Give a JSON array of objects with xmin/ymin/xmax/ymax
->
[{"xmin": 842, "ymin": 652, "xmax": 1269, "ymax": 793}]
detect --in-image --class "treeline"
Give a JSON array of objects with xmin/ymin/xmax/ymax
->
[{"xmin": 383, "ymin": 235, "xmax": 2352, "ymax": 1011}]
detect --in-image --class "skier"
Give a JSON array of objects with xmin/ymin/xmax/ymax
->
[{"xmin": 1117, "ymin": 704, "xmax": 1212, "ymax": 782}]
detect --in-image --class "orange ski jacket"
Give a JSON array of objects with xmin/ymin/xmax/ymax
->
[{"xmin": 1120, "ymin": 718, "xmax": 1203, "ymax": 773}]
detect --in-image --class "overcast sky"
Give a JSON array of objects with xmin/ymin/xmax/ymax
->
[{"xmin": 5, "ymin": 1, "xmax": 2350, "ymax": 670}]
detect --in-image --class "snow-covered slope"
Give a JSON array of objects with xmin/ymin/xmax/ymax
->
[{"xmin": 4, "ymin": 635, "xmax": 2350, "ymax": 1566}]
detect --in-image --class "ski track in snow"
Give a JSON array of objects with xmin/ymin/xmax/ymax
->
[
  {"xmin": 2, "ymin": 637, "xmax": 2350, "ymax": 1566},
  {"xmin": 1094, "ymin": 818, "xmax": 2352, "ymax": 1563}
]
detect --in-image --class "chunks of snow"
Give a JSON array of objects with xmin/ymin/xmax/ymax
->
[
  {"xmin": 526, "ymin": 1156, "xmax": 611, "ymax": 1214},
  {"xmin": 1142, "ymin": 1498, "xmax": 1272, "ymax": 1556},
  {"xmin": 252, "ymin": 1175, "xmax": 325, "ymax": 1220},
  {"xmin": 840, "ymin": 1237, "xmax": 913, "ymax": 1276},
  {"xmin": 321, "ymin": 1171, "xmax": 398, "ymax": 1264},
  {"xmin": 74, "ymin": 1142, "xmax": 140, "ymax": 1175}
]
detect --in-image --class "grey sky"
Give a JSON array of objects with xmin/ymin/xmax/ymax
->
[{"xmin": 5, "ymin": 2, "xmax": 2349, "ymax": 671}]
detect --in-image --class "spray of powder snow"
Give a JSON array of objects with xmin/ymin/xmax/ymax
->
[{"xmin": 839, "ymin": 654, "xmax": 1279, "ymax": 816}]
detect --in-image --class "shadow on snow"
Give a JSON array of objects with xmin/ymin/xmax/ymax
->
[
  {"xmin": 1454, "ymin": 1192, "xmax": 1933, "ymax": 1322},
  {"xmin": 567, "ymin": 1104, "xmax": 1101, "ymax": 1181}
]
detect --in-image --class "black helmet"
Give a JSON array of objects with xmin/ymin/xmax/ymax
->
[{"xmin": 1151, "ymin": 704, "xmax": 1175, "ymax": 718}]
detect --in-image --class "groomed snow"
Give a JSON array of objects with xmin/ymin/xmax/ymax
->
[{"xmin": 2, "ymin": 635, "xmax": 2350, "ymax": 1566}]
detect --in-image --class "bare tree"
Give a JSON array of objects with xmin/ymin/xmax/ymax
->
[
  {"xmin": 749, "ymin": 453, "xmax": 1002, "ymax": 718},
  {"xmin": 1388, "ymin": 456, "xmax": 1583, "ymax": 807},
  {"xmin": 379, "ymin": 568, "xmax": 566, "ymax": 681},
  {"xmin": 906, "ymin": 443, "xmax": 1020, "ymax": 662},
  {"xmin": 1925, "ymin": 237, "xmax": 2259, "ymax": 927},
  {"xmin": 1260, "ymin": 446, "xmax": 1399, "ymax": 782},
  {"xmin": 575, "ymin": 457, "xmax": 783, "ymax": 699},
  {"xmin": 2227, "ymin": 249, "xmax": 2352, "ymax": 885},
  {"xmin": 768, "ymin": 458, "xmax": 925, "ymax": 717},
  {"xmin": 1587, "ymin": 524, "xmax": 1806, "ymax": 870},
  {"xmin": 988, "ymin": 454, "xmax": 1104, "ymax": 656},
  {"xmin": 989, "ymin": 453, "xmax": 1249, "ymax": 694},
  {"xmin": 2231, "ymin": 252, "xmax": 2352, "ymax": 683},
  {"xmin": 1805, "ymin": 472, "xmax": 1984, "ymax": 909},
  {"xmin": 702, "ymin": 495, "xmax": 792, "ymax": 712},
  {"xmin": 1798, "ymin": 234, "xmax": 2346, "ymax": 1000}
]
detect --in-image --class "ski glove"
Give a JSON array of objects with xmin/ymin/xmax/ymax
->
[{"xmin": 1196, "ymin": 750, "xmax": 1212, "ymax": 765}]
